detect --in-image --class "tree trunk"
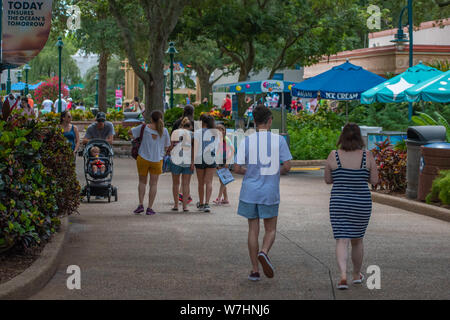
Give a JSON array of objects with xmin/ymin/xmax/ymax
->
[
  {"xmin": 144, "ymin": 43, "xmax": 165, "ymax": 122},
  {"xmin": 197, "ymin": 68, "xmax": 212, "ymax": 101},
  {"xmin": 98, "ymin": 52, "xmax": 109, "ymax": 113}
]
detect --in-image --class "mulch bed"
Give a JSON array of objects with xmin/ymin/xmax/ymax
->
[{"xmin": 0, "ymin": 245, "xmax": 45, "ymax": 285}]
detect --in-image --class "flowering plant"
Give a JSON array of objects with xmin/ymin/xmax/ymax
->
[{"xmin": 34, "ymin": 77, "xmax": 69, "ymax": 106}]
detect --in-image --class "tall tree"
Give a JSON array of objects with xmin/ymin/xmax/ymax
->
[
  {"xmin": 175, "ymin": 36, "xmax": 235, "ymax": 101},
  {"xmin": 74, "ymin": 0, "xmax": 122, "ymax": 112},
  {"xmin": 107, "ymin": 0, "xmax": 190, "ymax": 119},
  {"xmin": 184, "ymin": 0, "xmax": 365, "ymax": 119},
  {"xmin": 28, "ymin": 37, "xmax": 81, "ymax": 85}
]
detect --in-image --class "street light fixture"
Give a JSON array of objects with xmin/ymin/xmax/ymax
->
[
  {"xmin": 166, "ymin": 41, "xmax": 178, "ymax": 109},
  {"xmin": 6, "ymin": 67, "xmax": 11, "ymax": 94},
  {"xmin": 56, "ymin": 36, "xmax": 64, "ymax": 113},
  {"xmin": 24, "ymin": 64, "xmax": 31, "ymax": 96},
  {"xmin": 17, "ymin": 70, "xmax": 22, "ymax": 83},
  {"xmin": 391, "ymin": 0, "xmax": 413, "ymax": 120},
  {"xmin": 94, "ymin": 73, "xmax": 99, "ymax": 109}
]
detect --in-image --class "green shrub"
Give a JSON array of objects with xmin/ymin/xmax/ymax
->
[
  {"xmin": 164, "ymin": 107, "xmax": 184, "ymax": 128},
  {"xmin": 107, "ymin": 110, "xmax": 124, "ymax": 122},
  {"xmin": 114, "ymin": 125, "xmax": 132, "ymax": 141},
  {"xmin": 426, "ymin": 170, "xmax": 450, "ymax": 205},
  {"xmin": 287, "ymin": 106, "xmax": 343, "ymax": 160},
  {"xmin": 0, "ymin": 116, "xmax": 80, "ymax": 252},
  {"xmin": 194, "ymin": 104, "xmax": 212, "ymax": 120}
]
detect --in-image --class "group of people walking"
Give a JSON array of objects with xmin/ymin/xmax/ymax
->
[
  {"xmin": 129, "ymin": 104, "xmax": 378, "ymax": 290},
  {"xmin": 130, "ymin": 105, "xmax": 234, "ymax": 215},
  {"xmin": 42, "ymin": 99, "xmax": 379, "ymax": 290}
]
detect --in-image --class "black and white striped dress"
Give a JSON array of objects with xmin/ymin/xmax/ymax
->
[{"xmin": 329, "ymin": 151, "xmax": 372, "ymax": 239}]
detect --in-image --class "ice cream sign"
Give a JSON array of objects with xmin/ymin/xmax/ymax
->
[{"xmin": 261, "ymin": 80, "xmax": 284, "ymax": 93}]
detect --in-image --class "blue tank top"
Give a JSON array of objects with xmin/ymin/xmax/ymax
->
[{"xmin": 63, "ymin": 125, "xmax": 76, "ymax": 151}]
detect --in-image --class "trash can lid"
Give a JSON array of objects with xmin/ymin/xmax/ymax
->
[{"xmin": 423, "ymin": 142, "xmax": 450, "ymax": 149}]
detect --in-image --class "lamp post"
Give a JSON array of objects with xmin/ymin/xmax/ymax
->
[
  {"xmin": 24, "ymin": 64, "xmax": 31, "ymax": 96},
  {"xmin": 166, "ymin": 41, "xmax": 178, "ymax": 109},
  {"xmin": 17, "ymin": 70, "xmax": 22, "ymax": 83},
  {"xmin": 6, "ymin": 67, "xmax": 11, "ymax": 94},
  {"xmin": 94, "ymin": 73, "xmax": 99, "ymax": 109},
  {"xmin": 56, "ymin": 37, "xmax": 64, "ymax": 113},
  {"xmin": 391, "ymin": 0, "xmax": 413, "ymax": 120}
]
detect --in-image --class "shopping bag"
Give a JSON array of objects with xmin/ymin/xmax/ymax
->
[
  {"xmin": 216, "ymin": 167, "xmax": 234, "ymax": 185},
  {"xmin": 163, "ymin": 155, "xmax": 171, "ymax": 173}
]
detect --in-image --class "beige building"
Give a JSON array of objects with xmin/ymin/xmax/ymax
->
[{"xmin": 304, "ymin": 19, "xmax": 450, "ymax": 78}]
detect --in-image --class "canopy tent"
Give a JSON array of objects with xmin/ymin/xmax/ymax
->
[
  {"xmin": 10, "ymin": 82, "xmax": 43, "ymax": 91},
  {"xmin": 213, "ymin": 79, "xmax": 301, "ymax": 94},
  {"xmin": 291, "ymin": 61, "xmax": 385, "ymax": 100},
  {"xmin": 405, "ymin": 70, "xmax": 450, "ymax": 103},
  {"xmin": 29, "ymin": 82, "xmax": 43, "ymax": 90},
  {"xmin": 11, "ymin": 82, "xmax": 26, "ymax": 91},
  {"xmin": 69, "ymin": 83, "xmax": 85, "ymax": 90},
  {"xmin": 361, "ymin": 62, "xmax": 442, "ymax": 104}
]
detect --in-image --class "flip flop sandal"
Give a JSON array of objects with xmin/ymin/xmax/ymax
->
[
  {"xmin": 352, "ymin": 273, "xmax": 365, "ymax": 284},
  {"xmin": 337, "ymin": 280, "xmax": 348, "ymax": 290},
  {"xmin": 171, "ymin": 207, "xmax": 179, "ymax": 211},
  {"xmin": 183, "ymin": 208, "xmax": 189, "ymax": 212}
]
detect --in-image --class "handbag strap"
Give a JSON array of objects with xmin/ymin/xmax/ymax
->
[{"xmin": 139, "ymin": 124, "xmax": 146, "ymax": 140}]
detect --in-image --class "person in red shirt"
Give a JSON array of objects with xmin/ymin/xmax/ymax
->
[
  {"xmin": 221, "ymin": 94, "xmax": 232, "ymax": 117},
  {"xmin": 67, "ymin": 98, "xmax": 73, "ymax": 110}
]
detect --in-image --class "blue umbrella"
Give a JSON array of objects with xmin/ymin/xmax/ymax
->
[
  {"xmin": 292, "ymin": 61, "xmax": 386, "ymax": 100},
  {"xmin": 29, "ymin": 82, "xmax": 43, "ymax": 90},
  {"xmin": 11, "ymin": 82, "xmax": 26, "ymax": 91}
]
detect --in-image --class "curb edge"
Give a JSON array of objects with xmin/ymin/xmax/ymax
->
[
  {"xmin": 0, "ymin": 216, "xmax": 69, "ymax": 300},
  {"xmin": 371, "ymin": 192, "xmax": 450, "ymax": 222}
]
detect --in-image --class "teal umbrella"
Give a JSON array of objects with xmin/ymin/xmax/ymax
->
[
  {"xmin": 361, "ymin": 62, "xmax": 442, "ymax": 104},
  {"xmin": 405, "ymin": 70, "xmax": 450, "ymax": 103},
  {"xmin": 69, "ymin": 83, "xmax": 85, "ymax": 90}
]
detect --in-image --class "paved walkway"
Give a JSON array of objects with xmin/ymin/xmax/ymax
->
[{"xmin": 31, "ymin": 158, "xmax": 450, "ymax": 300}]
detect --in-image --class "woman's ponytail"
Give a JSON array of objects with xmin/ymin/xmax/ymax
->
[{"xmin": 150, "ymin": 110, "xmax": 164, "ymax": 136}]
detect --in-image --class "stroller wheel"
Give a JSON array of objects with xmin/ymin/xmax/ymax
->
[
  {"xmin": 114, "ymin": 187, "xmax": 118, "ymax": 202},
  {"xmin": 108, "ymin": 188, "xmax": 112, "ymax": 203}
]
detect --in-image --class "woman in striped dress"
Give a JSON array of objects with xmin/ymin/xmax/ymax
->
[{"xmin": 324, "ymin": 123, "xmax": 379, "ymax": 290}]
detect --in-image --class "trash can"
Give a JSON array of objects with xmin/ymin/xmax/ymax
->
[
  {"xmin": 405, "ymin": 126, "xmax": 446, "ymax": 199},
  {"xmin": 417, "ymin": 142, "xmax": 450, "ymax": 201}
]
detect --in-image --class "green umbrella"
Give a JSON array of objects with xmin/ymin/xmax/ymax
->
[
  {"xmin": 69, "ymin": 83, "xmax": 85, "ymax": 90},
  {"xmin": 406, "ymin": 70, "xmax": 450, "ymax": 103},
  {"xmin": 361, "ymin": 62, "xmax": 442, "ymax": 104}
]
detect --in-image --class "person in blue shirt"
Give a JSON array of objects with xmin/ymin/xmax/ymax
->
[{"xmin": 234, "ymin": 105, "xmax": 292, "ymax": 281}]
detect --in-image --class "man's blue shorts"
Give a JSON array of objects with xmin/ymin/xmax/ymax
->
[{"xmin": 237, "ymin": 200, "xmax": 279, "ymax": 219}]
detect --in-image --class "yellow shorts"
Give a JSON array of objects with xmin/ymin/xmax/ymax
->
[{"xmin": 136, "ymin": 156, "xmax": 163, "ymax": 176}]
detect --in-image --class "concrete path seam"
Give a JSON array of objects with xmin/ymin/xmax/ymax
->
[
  {"xmin": 0, "ymin": 217, "xmax": 69, "ymax": 300},
  {"xmin": 277, "ymin": 230, "xmax": 336, "ymax": 300}
]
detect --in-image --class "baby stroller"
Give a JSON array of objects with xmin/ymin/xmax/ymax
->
[{"xmin": 81, "ymin": 139, "xmax": 118, "ymax": 203}]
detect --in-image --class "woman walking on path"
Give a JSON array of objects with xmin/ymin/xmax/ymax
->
[
  {"xmin": 213, "ymin": 124, "xmax": 234, "ymax": 205},
  {"xmin": 169, "ymin": 117, "xmax": 195, "ymax": 212},
  {"xmin": 60, "ymin": 111, "xmax": 80, "ymax": 155},
  {"xmin": 324, "ymin": 123, "xmax": 379, "ymax": 290},
  {"xmin": 131, "ymin": 110, "xmax": 170, "ymax": 215},
  {"xmin": 193, "ymin": 114, "xmax": 217, "ymax": 213}
]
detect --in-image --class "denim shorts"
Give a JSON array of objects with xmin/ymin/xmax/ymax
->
[
  {"xmin": 237, "ymin": 200, "xmax": 279, "ymax": 219},
  {"xmin": 170, "ymin": 162, "xmax": 193, "ymax": 175}
]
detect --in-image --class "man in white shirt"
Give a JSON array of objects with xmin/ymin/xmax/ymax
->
[
  {"xmin": 53, "ymin": 95, "xmax": 68, "ymax": 112},
  {"xmin": 41, "ymin": 97, "xmax": 54, "ymax": 114}
]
